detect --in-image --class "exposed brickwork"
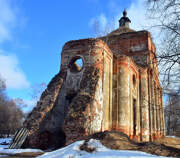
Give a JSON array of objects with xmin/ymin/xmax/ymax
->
[
  {"xmin": 20, "ymin": 24, "xmax": 165, "ymax": 149},
  {"xmin": 62, "ymin": 66, "xmax": 101, "ymax": 145},
  {"xmin": 22, "ymin": 71, "xmax": 66, "ymax": 149}
]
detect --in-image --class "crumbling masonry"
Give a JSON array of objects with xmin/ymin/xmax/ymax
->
[{"xmin": 21, "ymin": 11, "xmax": 165, "ymax": 149}]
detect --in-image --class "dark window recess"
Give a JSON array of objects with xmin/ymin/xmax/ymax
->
[
  {"xmin": 133, "ymin": 74, "xmax": 136, "ymax": 87},
  {"xmin": 66, "ymin": 92, "xmax": 77, "ymax": 104},
  {"xmin": 133, "ymin": 99, "xmax": 137, "ymax": 136}
]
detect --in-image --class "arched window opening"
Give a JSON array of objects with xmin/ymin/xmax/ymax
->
[
  {"xmin": 69, "ymin": 56, "xmax": 84, "ymax": 73},
  {"xmin": 133, "ymin": 98, "xmax": 137, "ymax": 136},
  {"xmin": 150, "ymin": 69, "xmax": 153, "ymax": 76},
  {"xmin": 133, "ymin": 74, "xmax": 136, "ymax": 87}
]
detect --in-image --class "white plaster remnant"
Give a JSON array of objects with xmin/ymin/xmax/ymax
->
[
  {"xmin": 120, "ymin": 112, "xmax": 126, "ymax": 125},
  {"xmin": 144, "ymin": 130, "xmax": 149, "ymax": 135},
  {"xmin": 65, "ymin": 69, "xmax": 84, "ymax": 92},
  {"xmin": 130, "ymin": 44, "xmax": 146, "ymax": 52},
  {"xmin": 127, "ymin": 61, "xmax": 130, "ymax": 114},
  {"xmin": 90, "ymin": 79, "xmax": 103, "ymax": 133}
]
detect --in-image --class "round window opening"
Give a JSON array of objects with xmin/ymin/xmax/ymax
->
[{"xmin": 69, "ymin": 57, "xmax": 84, "ymax": 73}]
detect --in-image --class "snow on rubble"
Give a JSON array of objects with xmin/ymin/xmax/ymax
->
[
  {"xmin": 0, "ymin": 137, "xmax": 172, "ymax": 158},
  {"xmin": 37, "ymin": 139, "xmax": 169, "ymax": 158}
]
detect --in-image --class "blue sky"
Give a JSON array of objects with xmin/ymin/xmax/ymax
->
[{"xmin": 0, "ymin": 0, "xmax": 152, "ymax": 111}]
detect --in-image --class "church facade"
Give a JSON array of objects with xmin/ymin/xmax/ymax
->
[{"xmin": 16, "ymin": 11, "xmax": 165, "ymax": 149}]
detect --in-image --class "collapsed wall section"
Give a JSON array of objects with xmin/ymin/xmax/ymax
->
[
  {"xmin": 22, "ymin": 71, "xmax": 67, "ymax": 149},
  {"xmin": 21, "ymin": 38, "xmax": 113, "ymax": 149},
  {"xmin": 61, "ymin": 39, "xmax": 113, "ymax": 145}
]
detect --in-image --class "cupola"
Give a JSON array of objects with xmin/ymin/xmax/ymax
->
[{"xmin": 119, "ymin": 9, "xmax": 131, "ymax": 28}]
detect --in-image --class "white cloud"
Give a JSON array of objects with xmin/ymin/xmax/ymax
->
[
  {"xmin": 0, "ymin": 0, "xmax": 17, "ymax": 43},
  {"xmin": 0, "ymin": 0, "xmax": 30, "ymax": 90},
  {"xmin": 89, "ymin": 13, "xmax": 109, "ymax": 35},
  {"xmin": 89, "ymin": 0, "xmax": 160, "ymax": 39},
  {"xmin": 98, "ymin": 14, "xmax": 108, "ymax": 31},
  {"xmin": 22, "ymin": 99, "xmax": 37, "ymax": 113},
  {"xmin": 88, "ymin": 0, "xmax": 163, "ymax": 55},
  {"xmin": 89, "ymin": 0, "xmax": 148, "ymax": 36},
  {"xmin": 127, "ymin": 0, "xmax": 147, "ymax": 30},
  {"xmin": 89, "ymin": 0, "xmax": 166, "ymax": 82},
  {"xmin": 13, "ymin": 97, "xmax": 37, "ymax": 113},
  {"xmin": 0, "ymin": 51, "xmax": 30, "ymax": 89},
  {"xmin": 127, "ymin": 0, "xmax": 161, "ymax": 40}
]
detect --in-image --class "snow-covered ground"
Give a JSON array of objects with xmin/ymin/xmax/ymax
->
[
  {"xmin": 38, "ymin": 139, "xmax": 169, "ymax": 158},
  {"xmin": 0, "ymin": 138, "xmax": 171, "ymax": 158},
  {"xmin": 0, "ymin": 148, "xmax": 43, "ymax": 154},
  {"xmin": 166, "ymin": 135, "xmax": 180, "ymax": 138},
  {"xmin": 0, "ymin": 137, "xmax": 43, "ymax": 157},
  {"xmin": 0, "ymin": 137, "xmax": 12, "ymax": 148}
]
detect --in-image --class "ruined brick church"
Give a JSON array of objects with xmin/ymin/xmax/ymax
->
[{"xmin": 12, "ymin": 10, "xmax": 165, "ymax": 150}]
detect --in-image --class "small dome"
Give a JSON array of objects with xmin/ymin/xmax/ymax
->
[
  {"xmin": 119, "ymin": 9, "xmax": 131, "ymax": 28},
  {"xmin": 123, "ymin": 9, "xmax": 127, "ymax": 17}
]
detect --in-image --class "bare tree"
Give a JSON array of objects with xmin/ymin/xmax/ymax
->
[
  {"xmin": 30, "ymin": 82, "xmax": 47, "ymax": 102},
  {"xmin": 145, "ymin": 0, "xmax": 180, "ymax": 92},
  {"xmin": 0, "ymin": 77, "xmax": 23, "ymax": 137},
  {"xmin": 0, "ymin": 76, "xmax": 6, "ymax": 100},
  {"xmin": 145, "ymin": 0, "xmax": 180, "ymax": 136},
  {"xmin": 164, "ymin": 92, "xmax": 180, "ymax": 136},
  {"xmin": 91, "ymin": 17, "xmax": 116, "ymax": 38}
]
